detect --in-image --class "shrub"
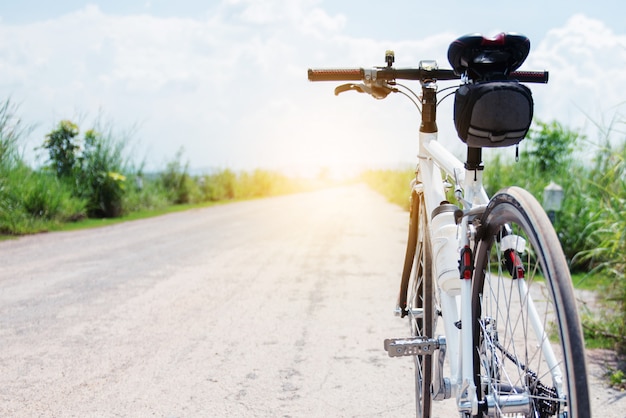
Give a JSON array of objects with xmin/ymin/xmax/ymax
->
[
  {"xmin": 21, "ymin": 169, "xmax": 85, "ymax": 221},
  {"xmin": 577, "ymin": 140, "xmax": 626, "ymax": 355},
  {"xmin": 159, "ymin": 148, "xmax": 202, "ymax": 204},
  {"xmin": 122, "ymin": 174, "xmax": 170, "ymax": 213},
  {"xmin": 42, "ymin": 120, "xmax": 131, "ymax": 218},
  {"xmin": 235, "ymin": 169, "xmax": 296, "ymax": 199},
  {"xmin": 522, "ymin": 120, "xmax": 577, "ymax": 174},
  {"xmin": 74, "ymin": 128, "xmax": 127, "ymax": 217},
  {"xmin": 199, "ymin": 169, "xmax": 236, "ymax": 201},
  {"xmin": 42, "ymin": 120, "xmax": 80, "ymax": 178},
  {"xmin": 0, "ymin": 102, "xmax": 85, "ymax": 234},
  {"xmin": 0, "ymin": 163, "xmax": 85, "ymax": 234}
]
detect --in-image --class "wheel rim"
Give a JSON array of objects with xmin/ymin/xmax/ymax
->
[
  {"xmin": 472, "ymin": 189, "xmax": 589, "ymax": 417},
  {"xmin": 407, "ymin": 192, "xmax": 434, "ymax": 418}
]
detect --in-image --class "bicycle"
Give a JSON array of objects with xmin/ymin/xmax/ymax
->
[{"xmin": 308, "ymin": 33, "xmax": 591, "ymax": 417}]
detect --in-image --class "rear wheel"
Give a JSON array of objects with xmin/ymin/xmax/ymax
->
[
  {"xmin": 405, "ymin": 189, "xmax": 435, "ymax": 417},
  {"xmin": 471, "ymin": 187, "xmax": 590, "ymax": 417}
]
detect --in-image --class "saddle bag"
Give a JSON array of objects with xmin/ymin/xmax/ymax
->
[{"xmin": 453, "ymin": 81, "xmax": 533, "ymax": 148}]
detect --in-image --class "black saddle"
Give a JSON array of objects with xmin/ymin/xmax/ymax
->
[{"xmin": 448, "ymin": 33, "xmax": 530, "ymax": 79}]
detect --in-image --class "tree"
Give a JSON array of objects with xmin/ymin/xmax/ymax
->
[
  {"xmin": 42, "ymin": 121, "xmax": 128, "ymax": 218},
  {"xmin": 522, "ymin": 120, "xmax": 578, "ymax": 174},
  {"xmin": 43, "ymin": 120, "xmax": 80, "ymax": 178}
]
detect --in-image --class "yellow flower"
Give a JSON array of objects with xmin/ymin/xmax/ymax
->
[{"xmin": 107, "ymin": 172, "xmax": 126, "ymax": 182}]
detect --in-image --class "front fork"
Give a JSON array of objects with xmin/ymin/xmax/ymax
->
[
  {"xmin": 452, "ymin": 169, "xmax": 483, "ymax": 415},
  {"xmin": 429, "ymin": 202, "xmax": 480, "ymax": 413},
  {"xmin": 425, "ymin": 215, "xmax": 480, "ymax": 415}
]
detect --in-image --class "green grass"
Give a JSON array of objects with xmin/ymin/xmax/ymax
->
[
  {"xmin": 1, "ymin": 176, "xmax": 334, "ymax": 238},
  {"xmin": 43, "ymin": 199, "xmax": 232, "ymax": 233},
  {"xmin": 1, "ymin": 197, "xmax": 240, "ymax": 240},
  {"xmin": 571, "ymin": 271, "xmax": 612, "ymax": 291}
]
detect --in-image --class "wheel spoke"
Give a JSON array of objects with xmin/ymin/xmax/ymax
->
[{"xmin": 472, "ymin": 187, "xmax": 590, "ymax": 417}]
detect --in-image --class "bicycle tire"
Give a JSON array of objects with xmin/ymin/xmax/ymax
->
[
  {"xmin": 405, "ymin": 189, "xmax": 435, "ymax": 418},
  {"xmin": 471, "ymin": 187, "xmax": 590, "ymax": 417}
]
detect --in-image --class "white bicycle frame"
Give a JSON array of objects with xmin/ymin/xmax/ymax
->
[
  {"xmin": 307, "ymin": 52, "xmax": 571, "ymax": 416},
  {"xmin": 416, "ymin": 126, "xmax": 563, "ymax": 415}
]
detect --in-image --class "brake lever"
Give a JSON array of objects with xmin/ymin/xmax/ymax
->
[
  {"xmin": 334, "ymin": 83, "xmax": 365, "ymax": 95},
  {"xmin": 334, "ymin": 83, "xmax": 395, "ymax": 99}
]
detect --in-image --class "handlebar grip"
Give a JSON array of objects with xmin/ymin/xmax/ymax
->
[
  {"xmin": 308, "ymin": 68, "xmax": 363, "ymax": 82},
  {"xmin": 511, "ymin": 71, "xmax": 549, "ymax": 83}
]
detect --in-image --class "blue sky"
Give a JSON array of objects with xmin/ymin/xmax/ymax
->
[{"xmin": 0, "ymin": 1, "xmax": 625, "ymax": 175}]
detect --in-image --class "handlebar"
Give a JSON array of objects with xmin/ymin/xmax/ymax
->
[{"xmin": 307, "ymin": 67, "xmax": 549, "ymax": 83}]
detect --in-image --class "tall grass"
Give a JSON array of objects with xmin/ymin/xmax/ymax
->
[
  {"xmin": 575, "ymin": 139, "xmax": 626, "ymax": 356},
  {"xmin": 0, "ymin": 101, "xmax": 86, "ymax": 234},
  {"xmin": 0, "ymin": 164, "xmax": 86, "ymax": 234},
  {"xmin": 158, "ymin": 149, "xmax": 315, "ymax": 205},
  {"xmin": 0, "ymin": 104, "xmax": 324, "ymax": 235},
  {"xmin": 360, "ymin": 168, "xmax": 415, "ymax": 210},
  {"xmin": 198, "ymin": 169, "xmax": 236, "ymax": 201},
  {"xmin": 41, "ymin": 120, "xmax": 132, "ymax": 218}
]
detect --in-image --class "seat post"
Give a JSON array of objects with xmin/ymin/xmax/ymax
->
[{"xmin": 465, "ymin": 147, "xmax": 483, "ymax": 172}]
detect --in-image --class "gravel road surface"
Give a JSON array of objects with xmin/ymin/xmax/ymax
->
[{"xmin": 1, "ymin": 184, "xmax": 624, "ymax": 417}]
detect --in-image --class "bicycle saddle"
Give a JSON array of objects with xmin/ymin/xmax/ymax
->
[{"xmin": 447, "ymin": 33, "xmax": 530, "ymax": 78}]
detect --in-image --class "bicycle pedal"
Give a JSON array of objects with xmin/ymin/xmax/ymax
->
[
  {"xmin": 384, "ymin": 337, "xmax": 440, "ymax": 357},
  {"xmin": 393, "ymin": 306, "xmax": 423, "ymax": 317}
]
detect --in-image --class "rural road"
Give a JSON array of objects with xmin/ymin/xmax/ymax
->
[{"xmin": 0, "ymin": 184, "xmax": 624, "ymax": 417}]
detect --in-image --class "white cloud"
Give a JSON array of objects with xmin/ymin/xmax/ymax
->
[
  {"xmin": 0, "ymin": 4, "xmax": 624, "ymax": 174},
  {"xmin": 530, "ymin": 14, "xmax": 626, "ymax": 140},
  {"xmin": 299, "ymin": 8, "xmax": 346, "ymax": 38}
]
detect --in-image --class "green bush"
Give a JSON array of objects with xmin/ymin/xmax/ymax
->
[
  {"xmin": 42, "ymin": 120, "xmax": 80, "ymax": 178},
  {"xmin": 122, "ymin": 174, "xmax": 170, "ymax": 213},
  {"xmin": 1, "ymin": 103, "xmax": 319, "ymax": 234},
  {"xmin": 0, "ymin": 102, "xmax": 85, "ymax": 234},
  {"xmin": 523, "ymin": 120, "xmax": 577, "ymax": 174},
  {"xmin": 234, "ymin": 169, "xmax": 298, "ymax": 199},
  {"xmin": 75, "ymin": 128, "xmax": 128, "ymax": 217},
  {"xmin": 42, "ymin": 121, "xmax": 131, "ymax": 218},
  {"xmin": 482, "ymin": 120, "xmax": 595, "ymax": 269},
  {"xmin": 577, "ymin": 140, "xmax": 626, "ymax": 355},
  {"xmin": 159, "ymin": 149, "xmax": 306, "ymax": 204},
  {"xmin": 199, "ymin": 169, "xmax": 236, "ymax": 201},
  {"xmin": 21, "ymin": 170, "xmax": 85, "ymax": 221},
  {"xmin": 160, "ymin": 148, "xmax": 201, "ymax": 204},
  {"xmin": 483, "ymin": 120, "xmax": 579, "ymax": 197},
  {"xmin": 0, "ymin": 163, "xmax": 85, "ymax": 234}
]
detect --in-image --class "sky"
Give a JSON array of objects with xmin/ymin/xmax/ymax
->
[{"xmin": 0, "ymin": 0, "xmax": 625, "ymax": 176}]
